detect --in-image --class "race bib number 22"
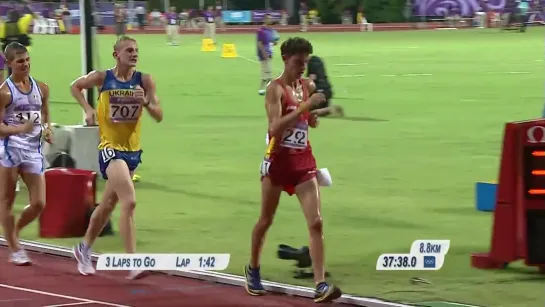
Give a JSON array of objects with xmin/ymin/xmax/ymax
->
[{"xmin": 281, "ymin": 128, "xmax": 308, "ymax": 149}]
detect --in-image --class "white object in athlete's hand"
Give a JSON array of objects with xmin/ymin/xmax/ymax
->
[{"xmin": 317, "ymin": 168, "xmax": 332, "ymax": 187}]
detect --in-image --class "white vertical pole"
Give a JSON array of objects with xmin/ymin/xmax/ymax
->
[{"xmin": 79, "ymin": 0, "xmax": 88, "ymax": 124}]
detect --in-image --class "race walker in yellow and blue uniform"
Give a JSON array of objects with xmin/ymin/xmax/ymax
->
[
  {"xmin": 96, "ymin": 70, "xmax": 144, "ymax": 179},
  {"xmin": 69, "ymin": 36, "xmax": 163, "ymax": 280}
]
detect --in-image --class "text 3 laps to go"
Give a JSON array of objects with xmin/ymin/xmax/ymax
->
[{"xmin": 95, "ymin": 254, "xmax": 230, "ymax": 271}]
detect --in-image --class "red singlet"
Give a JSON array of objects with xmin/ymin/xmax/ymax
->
[{"xmin": 260, "ymin": 78, "xmax": 317, "ymax": 195}]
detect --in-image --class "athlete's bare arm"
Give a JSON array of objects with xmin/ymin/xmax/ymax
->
[
  {"xmin": 70, "ymin": 70, "xmax": 106, "ymax": 113},
  {"xmin": 305, "ymin": 78, "xmax": 316, "ymax": 95},
  {"xmin": 141, "ymin": 74, "xmax": 163, "ymax": 123},
  {"xmin": 38, "ymin": 81, "xmax": 53, "ymax": 143},
  {"xmin": 266, "ymin": 82, "xmax": 310, "ymax": 139},
  {"xmin": 302, "ymin": 79, "xmax": 319, "ymax": 128},
  {"xmin": 0, "ymin": 84, "xmax": 32, "ymax": 137},
  {"xmin": 38, "ymin": 81, "xmax": 51, "ymax": 127}
]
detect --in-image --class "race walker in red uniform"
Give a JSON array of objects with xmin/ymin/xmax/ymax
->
[{"xmin": 244, "ymin": 37, "xmax": 342, "ymax": 303}]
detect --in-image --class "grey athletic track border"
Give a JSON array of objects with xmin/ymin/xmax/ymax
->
[{"xmin": 0, "ymin": 238, "xmax": 413, "ymax": 307}]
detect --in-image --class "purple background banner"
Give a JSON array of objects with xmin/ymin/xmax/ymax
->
[
  {"xmin": 413, "ymin": 0, "xmax": 545, "ymax": 17},
  {"xmin": 252, "ymin": 10, "xmax": 282, "ymax": 22}
]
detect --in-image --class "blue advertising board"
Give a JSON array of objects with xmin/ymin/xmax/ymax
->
[{"xmin": 222, "ymin": 10, "xmax": 252, "ymax": 23}]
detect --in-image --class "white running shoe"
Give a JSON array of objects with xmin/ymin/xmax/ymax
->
[
  {"xmin": 10, "ymin": 249, "xmax": 31, "ymax": 266},
  {"xmin": 73, "ymin": 242, "xmax": 96, "ymax": 275}
]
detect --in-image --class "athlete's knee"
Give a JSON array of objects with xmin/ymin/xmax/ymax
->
[
  {"xmin": 0, "ymin": 193, "xmax": 15, "ymax": 218},
  {"xmin": 119, "ymin": 197, "xmax": 136, "ymax": 215},
  {"xmin": 101, "ymin": 192, "xmax": 118, "ymax": 211},
  {"xmin": 307, "ymin": 215, "xmax": 323, "ymax": 234},
  {"xmin": 29, "ymin": 198, "xmax": 45, "ymax": 212},
  {"xmin": 257, "ymin": 214, "xmax": 275, "ymax": 230},
  {"xmin": 0, "ymin": 203, "xmax": 12, "ymax": 220}
]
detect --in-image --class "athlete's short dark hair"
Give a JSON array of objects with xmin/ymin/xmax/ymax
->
[
  {"xmin": 280, "ymin": 37, "xmax": 313, "ymax": 57},
  {"xmin": 4, "ymin": 42, "xmax": 28, "ymax": 61}
]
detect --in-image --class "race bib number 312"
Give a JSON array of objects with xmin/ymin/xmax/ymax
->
[{"xmin": 281, "ymin": 128, "xmax": 308, "ymax": 149}]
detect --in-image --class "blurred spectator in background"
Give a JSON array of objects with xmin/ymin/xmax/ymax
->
[
  {"xmin": 150, "ymin": 9, "xmax": 162, "ymax": 26},
  {"xmin": 280, "ymin": 9, "xmax": 288, "ymax": 26},
  {"xmin": 188, "ymin": 9, "xmax": 198, "ymax": 29},
  {"xmin": 299, "ymin": 2, "xmax": 308, "ymax": 31},
  {"xmin": 502, "ymin": 0, "xmax": 516, "ymax": 26},
  {"xmin": 215, "ymin": 1, "xmax": 225, "ymax": 31},
  {"xmin": 203, "ymin": 6, "xmax": 216, "ymax": 43},
  {"xmin": 136, "ymin": 4, "xmax": 146, "ymax": 30},
  {"xmin": 60, "ymin": 4, "xmax": 71, "ymax": 34},
  {"xmin": 404, "ymin": 0, "xmax": 413, "ymax": 22},
  {"xmin": 528, "ymin": 0, "xmax": 544, "ymax": 24},
  {"xmin": 357, "ymin": 7, "xmax": 372, "ymax": 31},
  {"xmin": 165, "ymin": 6, "xmax": 179, "ymax": 46},
  {"xmin": 474, "ymin": 5, "xmax": 487, "ymax": 28},
  {"xmin": 0, "ymin": 4, "xmax": 34, "ymax": 75},
  {"xmin": 517, "ymin": 0, "xmax": 530, "ymax": 31},
  {"xmin": 445, "ymin": 4, "xmax": 461, "ymax": 27},
  {"xmin": 180, "ymin": 9, "xmax": 189, "ymax": 28},
  {"xmin": 256, "ymin": 13, "xmax": 275, "ymax": 95},
  {"xmin": 94, "ymin": 2, "xmax": 104, "ymax": 30},
  {"xmin": 114, "ymin": 3, "xmax": 126, "ymax": 37},
  {"xmin": 309, "ymin": 8, "xmax": 320, "ymax": 24},
  {"xmin": 342, "ymin": 9, "xmax": 353, "ymax": 24}
]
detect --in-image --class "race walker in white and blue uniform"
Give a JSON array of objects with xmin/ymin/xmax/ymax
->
[{"xmin": 0, "ymin": 42, "xmax": 52, "ymax": 266}]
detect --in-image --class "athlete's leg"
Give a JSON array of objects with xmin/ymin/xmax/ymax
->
[
  {"xmin": 98, "ymin": 160, "xmax": 137, "ymax": 254},
  {"xmin": 0, "ymin": 166, "xmax": 19, "ymax": 252},
  {"xmin": 295, "ymin": 177, "xmax": 342, "ymax": 303},
  {"xmin": 74, "ymin": 178, "xmax": 118, "ymax": 276},
  {"xmin": 244, "ymin": 176, "xmax": 282, "ymax": 295},
  {"xmin": 83, "ymin": 180, "xmax": 118, "ymax": 247},
  {"xmin": 16, "ymin": 149, "xmax": 48, "ymax": 236},
  {"xmin": 16, "ymin": 172, "xmax": 45, "ymax": 236},
  {"xmin": 105, "ymin": 161, "xmax": 144, "ymax": 279},
  {"xmin": 250, "ymin": 176, "xmax": 282, "ymax": 268},
  {"xmin": 295, "ymin": 178, "xmax": 325, "ymax": 282}
]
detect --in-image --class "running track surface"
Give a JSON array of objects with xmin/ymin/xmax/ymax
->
[{"xmin": 0, "ymin": 248, "xmax": 350, "ymax": 307}]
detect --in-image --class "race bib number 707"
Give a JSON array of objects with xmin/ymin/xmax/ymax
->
[{"xmin": 109, "ymin": 104, "xmax": 141, "ymax": 123}]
